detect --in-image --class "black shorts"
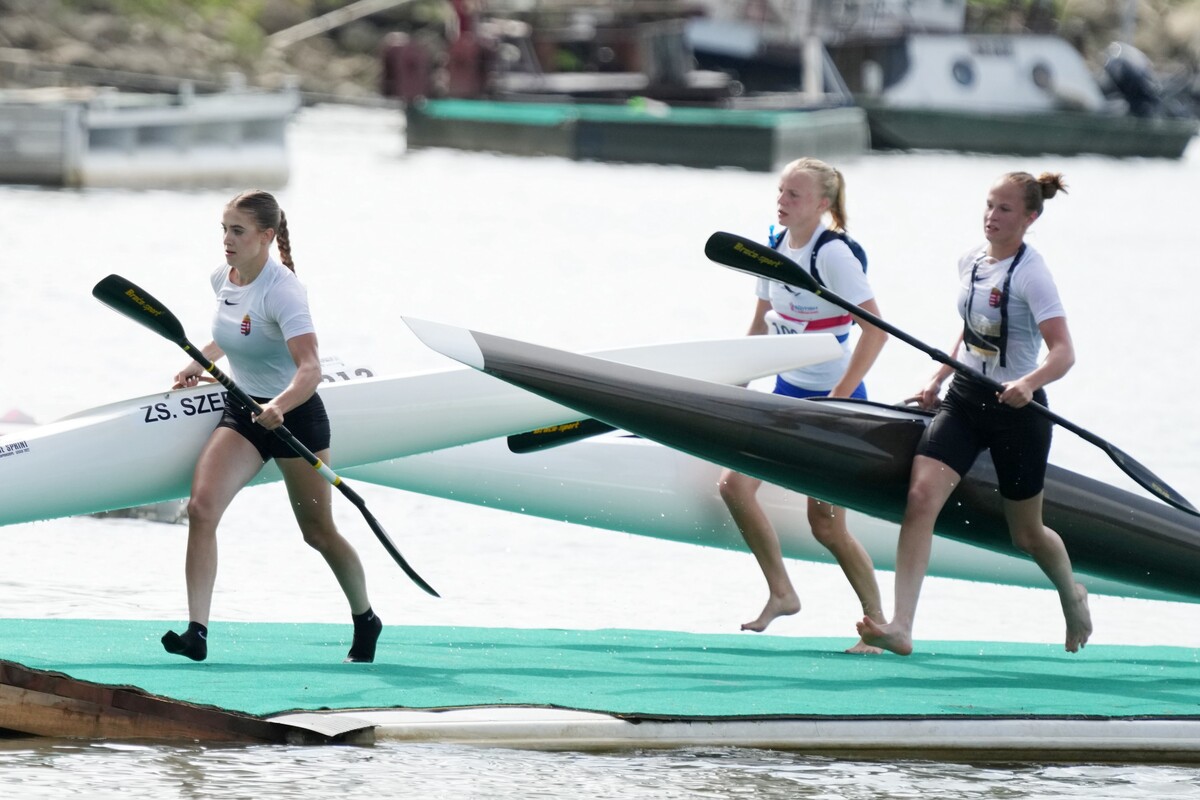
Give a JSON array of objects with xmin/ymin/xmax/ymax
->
[
  {"xmin": 216, "ymin": 392, "xmax": 331, "ymax": 462},
  {"xmin": 917, "ymin": 377, "xmax": 1052, "ymax": 501}
]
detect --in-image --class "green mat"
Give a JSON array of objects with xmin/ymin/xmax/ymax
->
[{"xmin": 3, "ymin": 619, "xmax": 1198, "ymax": 719}]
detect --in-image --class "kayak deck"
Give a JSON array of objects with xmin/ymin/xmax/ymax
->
[{"xmin": 2, "ymin": 619, "xmax": 1199, "ymax": 761}]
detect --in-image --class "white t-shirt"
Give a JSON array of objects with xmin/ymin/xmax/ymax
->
[
  {"xmin": 955, "ymin": 242, "xmax": 1065, "ymax": 385},
  {"xmin": 209, "ymin": 258, "xmax": 315, "ymax": 398},
  {"xmin": 755, "ymin": 225, "xmax": 874, "ymax": 391}
]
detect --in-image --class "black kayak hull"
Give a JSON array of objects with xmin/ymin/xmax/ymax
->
[{"xmin": 409, "ymin": 321, "xmax": 1200, "ymax": 603}]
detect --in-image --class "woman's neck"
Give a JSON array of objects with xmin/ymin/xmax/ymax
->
[
  {"xmin": 786, "ymin": 221, "xmax": 819, "ymax": 249},
  {"xmin": 231, "ymin": 256, "xmax": 268, "ymax": 286},
  {"xmin": 986, "ymin": 240, "xmax": 1023, "ymax": 261}
]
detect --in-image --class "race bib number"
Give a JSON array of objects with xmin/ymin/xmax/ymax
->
[
  {"xmin": 764, "ymin": 310, "xmax": 807, "ymax": 336},
  {"xmin": 319, "ymin": 354, "xmax": 374, "ymax": 383}
]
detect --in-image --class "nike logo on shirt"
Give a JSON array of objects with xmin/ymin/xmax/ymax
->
[{"xmin": 224, "ymin": 299, "xmax": 238, "ymax": 305}]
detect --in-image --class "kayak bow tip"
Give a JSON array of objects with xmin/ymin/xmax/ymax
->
[{"xmin": 402, "ymin": 317, "xmax": 485, "ymax": 370}]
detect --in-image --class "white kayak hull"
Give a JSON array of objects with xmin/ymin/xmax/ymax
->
[
  {"xmin": 0, "ymin": 333, "xmax": 840, "ymax": 526},
  {"xmin": 344, "ymin": 434, "xmax": 1184, "ymax": 601}
]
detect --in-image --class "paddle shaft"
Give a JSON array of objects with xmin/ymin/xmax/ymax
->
[
  {"xmin": 703, "ymin": 232, "xmax": 1199, "ymax": 516},
  {"xmin": 92, "ymin": 274, "xmax": 441, "ymax": 594}
]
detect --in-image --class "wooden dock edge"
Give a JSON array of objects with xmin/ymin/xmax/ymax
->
[{"xmin": 0, "ymin": 660, "xmax": 374, "ymax": 745}]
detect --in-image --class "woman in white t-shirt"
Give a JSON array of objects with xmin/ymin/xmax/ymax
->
[
  {"xmin": 718, "ymin": 158, "xmax": 888, "ymax": 652},
  {"xmin": 858, "ymin": 172, "xmax": 1093, "ymax": 656},
  {"xmin": 163, "ymin": 190, "xmax": 381, "ymax": 664}
]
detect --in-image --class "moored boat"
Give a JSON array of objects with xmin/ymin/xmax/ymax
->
[
  {"xmin": 686, "ymin": 2, "xmax": 1199, "ymax": 159},
  {"xmin": 842, "ymin": 34, "xmax": 1199, "ymax": 159},
  {"xmin": 387, "ymin": 6, "xmax": 869, "ymax": 168},
  {"xmin": 0, "ymin": 80, "xmax": 300, "ymax": 189}
]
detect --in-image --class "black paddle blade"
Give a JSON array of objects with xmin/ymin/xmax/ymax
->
[
  {"xmin": 507, "ymin": 418, "xmax": 618, "ymax": 454},
  {"xmin": 339, "ymin": 483, "xmax": 440, "ymax": 597},
  {"xmin": 92, "ymin": 274, "xmax": 188, "ymax": 345},
  {"xmin": 704, "ymin": 231, "xmax": 819, "ymax": 292},
  {"xmin": 368, "ymin": 515, "xmax": 441, "ymax": 597},
  {"xmin": 1103, "ymin": 442, "xmax": 1199, "ymax": 516}
]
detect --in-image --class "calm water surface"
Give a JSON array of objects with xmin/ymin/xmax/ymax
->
[
  {"xmin": 1, "ymin": 106, "xmax": 1198, "ymax": 798},
  {"xmin": 2, "ymin": 739, "xmax": 1198, "ymax": 799}
]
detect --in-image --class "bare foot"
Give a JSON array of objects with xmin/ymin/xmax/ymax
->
[
  {"xmin": 1064, "ymin": 583, "xmax": 1092, "ymax": 653},
  {"xmin": 740, "ymin": 593, "xmax": 800, "ymax": 632},
  {"xmin": 856, "ymin": 616, "xmax": 913, "ymax": 656},
  {"xmin": 844, "ymin": 638, "xmax": 884, "ymax": 655}
]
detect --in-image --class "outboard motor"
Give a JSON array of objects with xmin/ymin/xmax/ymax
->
[{"xmin": 1102, "ymin": 41, "xmax": 1163, "ymax": 117}]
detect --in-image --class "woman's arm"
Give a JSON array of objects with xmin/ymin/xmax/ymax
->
[
  {"xmin": 998, "ymin": 316, "xmax": 1074, "ymax": 408},
  {"xmin": 829, "ymin": 298, "xmax": 887, "ymax": 398},
  {"xmin": 906, "ymin": 333, "xmax": 962, "ymax": 410},
  {"xmin": 253, "ymin": 332, "xmax": 322, "ymax": 429},
  {"xmin": 746, "ymin": 298, "xmax": 772, "ymax": 336},
  {"xmin": 173, "ymin": 341, "xmax": 225, "ymax": 388}
]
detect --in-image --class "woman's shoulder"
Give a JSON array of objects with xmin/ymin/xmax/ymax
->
[
  {"xmin": 1014, "ymin": 242, "xmax": 1053, "ymax": 277},
  {"xmin": 260, "ymin": 260, "xmax": 308, "ymax": 305},
  {"xmin": 1018, "ymin": 240, "xmax": 1047, "ymax": 263},
  {"xmin": 1011, "ymin": 244, "xmax": 1061, "ymax": 297},
  {"xmin": 261, "ymin": 259, "xmax": 304, "ymax": 287},
  {"xmin": 957, "ymin": 243, "xmax": 987, "ymax": 267},
  {"xmin": 209, "ymin": 263, "xmax": 229, "ymax": 291},
  {"xmin": 812, "ymin": 228, "xmax": 861, "ymax": 267}
]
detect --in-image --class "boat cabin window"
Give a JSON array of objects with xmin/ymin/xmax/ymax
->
[
  {"xmin": 1031, "ymin": 62, "xmax": 1053, "ymax": 90},
  {"xmin": 952, "ymin": 58, "xmax": 976, "ymax": 87}
]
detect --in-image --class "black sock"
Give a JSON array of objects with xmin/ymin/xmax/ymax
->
[
  {"xmin": 162, "ymin": 621, "xmax": 208, "ymax": 662},
  {"xmin": 345, "ymin": 608, "xmax": 382, "ymax": 663}
]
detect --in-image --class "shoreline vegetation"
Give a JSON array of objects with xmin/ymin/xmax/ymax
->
[{"xmin": 0, "ymin": 0, "xmax": 1197, "ymax": 104}]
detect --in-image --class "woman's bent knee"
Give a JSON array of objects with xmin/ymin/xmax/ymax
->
[
  {"xmin": 718, "ymin": 472, "xmax": 756, "ymax": 506},
  {"xmin": 1008, "ymin": 525, "xmax": 1045, "ymax": 555},
  {"xmin": 807, "ymin": 504, "xmax": 845, "ymax": 547}
]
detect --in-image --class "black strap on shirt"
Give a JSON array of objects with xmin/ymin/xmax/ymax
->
[{"xmin": 963, "ymin": 243, "xmax": 1027, "ymax": 371}]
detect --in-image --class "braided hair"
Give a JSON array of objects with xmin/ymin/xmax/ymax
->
[{"xmin": 228, "ymin": 189, "xmax": 294, "ymax": 271}]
